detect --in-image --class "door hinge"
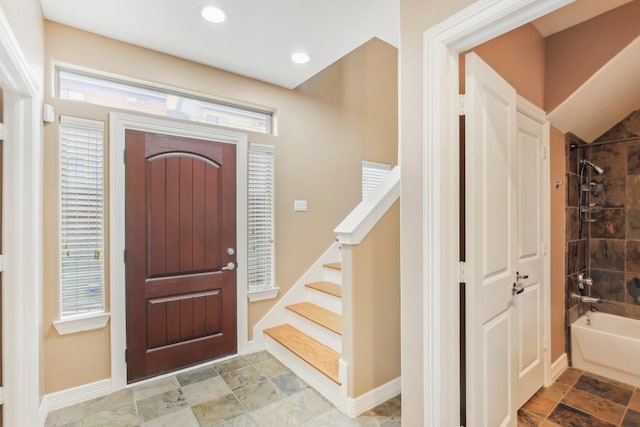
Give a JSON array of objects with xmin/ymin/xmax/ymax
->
[
  {"xmin": 542, "ymin": 241, "xmax": 548, "ymax": 256},
  {"xmin": 0, "ymin": 123, "xmax": 5, "ymax": 141},
  {"xmin": 125, "ymin": 349, "xmax": 128, "ymax": 362},
  {"xmin": 543, "ymin": 146, "xmax": 547, "ymax": 160},
  {"xmin": 123, "ymin": 149, "xmax": 126, "ymax": 163},
  {"xmin": 124, "ymin": 249, "xmax": 127, "ymax": 263},
  {"xmin": 543, "ymin": 337, "xmax": 549, "ymax": 352},
  {"xmin": 0, "ymin": 255, "xmax": 4, "ymax": 272},
  {"xmin": 459, "ymin": 94, "xmax": 466, "ymax": 116},
  {"xmin": 459, "ymin": 261, "xmax": 466, "ymax": 283}
]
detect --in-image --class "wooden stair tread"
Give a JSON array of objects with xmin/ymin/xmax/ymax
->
[
  {"xmin": 323, "ymin": 262, "xmax": 342, "ymax": 271},
  {"xmin": 286, "ymin": 302, "xmax": 342, "ymax": 335},
  {"xmin": 264, "ymin": 324, "xmax": 340, "ymax": 384},
  {"xmin": 305, "ymin": 281, "xmax": 342, "ymax": 298}
]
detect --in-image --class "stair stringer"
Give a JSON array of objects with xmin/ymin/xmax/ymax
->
[{"xmin": 250, "ymin": 241, "xmax": 341, "ymax": 351}]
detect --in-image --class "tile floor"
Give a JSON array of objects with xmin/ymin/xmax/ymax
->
[
  {"xmin": 519, "ymin": 368, "xmax": 640, "ymax": 427},
  {"xmin": 44, "ymin": 351, "xmax": 401, "ymax": 427}
]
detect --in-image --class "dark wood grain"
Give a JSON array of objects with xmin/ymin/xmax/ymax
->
[{"xmin": 125, "ymin": 129, "xmax": 237, "ymax": 382}]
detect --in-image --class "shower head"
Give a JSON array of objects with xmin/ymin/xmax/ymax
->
[{"xmin": 581, "ymin": 159, "xmax": 604, "ymax": 175}]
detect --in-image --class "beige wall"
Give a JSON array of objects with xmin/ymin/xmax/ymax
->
[
  {"xmin": 549, "ymin": 126, "xmax": 566, "ymax": 362},
  {"xmin": 349, "ymin": 201, "xmax": 400, "ymax": 398},
  {"xmin": 399, "ymin": 0, "xmax": 474, "ymax": 424},
  {"xmin": 461, "ymin": 24, "xmax": 546, "ymax": 109},
  {"xmin": 0, "ymin": 0, "xmax": 44, "ymax": 87},
  {"xmin": 545, "ymin": 0, "xmax": 640, "ymax": 111},
  {"xmin": 43, "ymin": 21, "xmax": 397, "ymax": 393}
]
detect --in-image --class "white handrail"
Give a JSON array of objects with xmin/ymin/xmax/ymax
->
[{"xmin": 334, "ymin": 166, "xmax": 400, "ymax": 245}]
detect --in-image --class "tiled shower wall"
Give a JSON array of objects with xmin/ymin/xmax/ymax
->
[
  {"xmin": 565, "ymin": 111, "xmax": 640, "ymax": 359},
  {"xmin": 587, "ymin": 110, "xmax": 640, "ymax": 319}
]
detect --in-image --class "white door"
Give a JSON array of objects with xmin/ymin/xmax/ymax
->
[
  {"xmin": 513, "ymin": 107, "xmax": 546, "ymax": 409},
  {"xmin": 465, "ymin": 52, "xmax": 517, "ymax": 427},
  {"xmin": 465, "ymin": 53, "xmax": 548, "ymax": 426}
]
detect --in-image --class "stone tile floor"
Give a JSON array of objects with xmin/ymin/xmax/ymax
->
[
  {"xmin": 519, "ymin": 368, "xmax": 640, "ymax": 426},
  {"xmin": 44, "ymin": 351, "xmax": 401, "ymax": 426}
]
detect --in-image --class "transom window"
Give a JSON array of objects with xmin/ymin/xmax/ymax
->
[{"xmin": 56, "ymin": 67, "xmax": 274, "ymax": 135}]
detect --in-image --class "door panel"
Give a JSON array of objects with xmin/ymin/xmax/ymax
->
[
  {"xmin": 465, "ymin": 52, "xmax": 517, "ymax": 427},
  {"xmin": 514, "ymin": 111, "xmax": 545, "ymax": 408},
  {"xmin": 126, "ymin": 130, "xmax": 237, "ymax": 382}
]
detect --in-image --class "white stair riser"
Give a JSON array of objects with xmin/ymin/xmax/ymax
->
[
  {"xmin": 265, "ymin": 335, "xmax": 343, "ymax": 408},
  {"xmin": 305, "ymin": 288, "xmax": 342, "ymax": 315},
  {"xmin": 323, "ymin": 268, "xmax": 342, "ymax": 284},
  {"xmin": 285, "ymin": 310, "xmax": 342, "ymax": 353}
]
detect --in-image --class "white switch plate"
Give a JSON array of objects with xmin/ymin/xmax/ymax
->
[{"xmin": 294, "ymin": 200, "xmax": 308, "ymax": 212}]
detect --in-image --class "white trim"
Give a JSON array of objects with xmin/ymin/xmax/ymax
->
[
  {"xmin": 53, "ymin": 312, "xmax": 111, "ymax": 335},
  {"xmin": 421, "ymin": 0, "xmax": 572, "ymax": 425},
  {"xmin": 549, "ymin": 353, "xmax": 568, "ymax": 385},
  {"xmin": 109, "ymin": 112, "xmax": 248, "ymax": 391},
  {"xmin": 0, "ymin": 5, "xmax": 43, "ymax": 427},
  {"xmin": 334, "ymin": 166, "xmax": 400, "ymax": 245},
  {"xmin": 247, "ymin": 287, "xmax": 279, "ymax": 302},
  {"xmin": 345, "ymin": 377, "xmax": 401, "ymax": 418},
  {"xmin": 40, "ymin": 379, "xmax": 112, "ymax": 416}
]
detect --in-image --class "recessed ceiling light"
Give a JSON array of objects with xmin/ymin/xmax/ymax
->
[
  {"xmin": 201, "ymin": 6, "xmax": 226, "ymax": 23},
  {"xmin": 291, "ymin": 52, "xmax": 310, "ymax": 64}
]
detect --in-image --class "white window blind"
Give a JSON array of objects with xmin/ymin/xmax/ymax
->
[
  {"xmin": 248, "ymin": 144, "xmax": 275, "ymax": 292},
  {"xmin": 60, "ymin": 116, "xmax": 105, "ymax": 316},
  {"xmin": 362, "ymin": 160, "xmax": 391, "ymax": 199}
]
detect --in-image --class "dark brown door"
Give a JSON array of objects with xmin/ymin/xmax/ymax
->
[{"xmin": 125, "ymin": 129, "xmax": 237, "ymax": 382}]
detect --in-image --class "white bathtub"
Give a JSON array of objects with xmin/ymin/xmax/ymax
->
[{"xmin": 571, "ymin": 311, "xmax": 640, "ymax": 387}]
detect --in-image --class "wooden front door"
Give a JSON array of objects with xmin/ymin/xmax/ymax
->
[{"xmin": 125, "ymin": 129, "xmax": 237, "ymax": 382}]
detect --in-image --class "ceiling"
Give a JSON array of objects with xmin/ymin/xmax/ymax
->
[
  {"xmin": 40, "ymin": 0, "xmax": 399, "ymax": 89},
  {"xmin": 531, "ymin": 0, "xmax": 634, "ymax": 36}
]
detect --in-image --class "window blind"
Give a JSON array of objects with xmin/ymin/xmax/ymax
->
[
  {"xmin": 362, "ymin": 160, "xmax": 391, "ymax": 199},
  {"xmin": 248, "ymin": 144, "xmax": 275, "ymax": 292},
  {"xmin": 60, "ymin": 116, "xmax": 105, "ymax": 316}
]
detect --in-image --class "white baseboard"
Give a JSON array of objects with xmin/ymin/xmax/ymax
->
[
  {"xmin": 345, "ymin": 376, "xmax": 401, "ymax": 418},
  {"xmin": 39, "ymin": 378, "xmax": 112, "ymax": 426},
  {"xmin": 550, "ymin": 353, "xmax": 568, "ymax": 384}
]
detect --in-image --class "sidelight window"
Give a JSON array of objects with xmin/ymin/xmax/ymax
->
[
  {"xmin": 58, "ymin": 116, "xmax": 105, "ymax": 318},
  {"xmin": 247, "ymin": 143, "xmax": 278, "ymax": 301}
]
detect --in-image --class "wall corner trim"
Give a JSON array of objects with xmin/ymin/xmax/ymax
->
[
  {"xmin": 345, "ymin": 377, "xmax": 401, "ymax": 418},
  {"xmin": 549, "ymin": 353, "xmax": 568, "ymax": 385}
]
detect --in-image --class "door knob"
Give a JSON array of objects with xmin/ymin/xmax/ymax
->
[{"xmin": 222, "ymin": 262, "xmax": 236, "ymax": 271}]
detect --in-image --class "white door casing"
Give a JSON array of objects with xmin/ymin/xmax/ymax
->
[
  {"xmin": 465, "ymin": 52, "xmax": 517, "ymax": 427},
  {"xmin": 421, "ymin": 1, "xmax": 571, "ymax": 425},
  {"xmin": 514, "ymin": 104, "xmax": 547, "ymax": 409}
]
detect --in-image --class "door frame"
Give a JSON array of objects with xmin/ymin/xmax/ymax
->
[
  {"xmin": 0, "ymin": 7, "xmax": 43, "ymax": 426},
  {"xmin": 420, "ymin": 0, "xmax": 570, "ymax": 425},
  {"xmin": 109, "ymin": 112, "xmax": 248, "ymax": 391}
]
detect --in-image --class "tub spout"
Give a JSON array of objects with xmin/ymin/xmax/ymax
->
[{"xmin": 580, "ymin": 295, "xmax": 601, "ymax": 304}]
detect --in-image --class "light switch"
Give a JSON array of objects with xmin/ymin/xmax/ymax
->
[{"xmin": 294, "ymin": 200, "xmax": 308, "ymax": 212}]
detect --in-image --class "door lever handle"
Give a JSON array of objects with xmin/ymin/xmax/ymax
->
[
  {"xmin": 222, "ymin": 262, "xmax": 236, "ymax": 271},
  {"xmin": 512, "ymin": 282, "xmax": 524, "ymax": 296}
]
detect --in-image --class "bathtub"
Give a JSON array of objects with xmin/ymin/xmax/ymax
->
[{"xmin": 571, "ymin": 311, "xmax": 640, "ymax": 387}]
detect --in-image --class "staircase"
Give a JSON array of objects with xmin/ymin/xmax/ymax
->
[{"xmin": 261, "ymin": 259, "xmax": 345, "ymax": 407}]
